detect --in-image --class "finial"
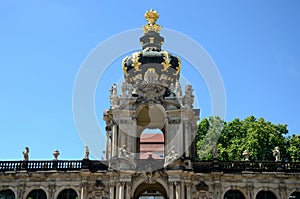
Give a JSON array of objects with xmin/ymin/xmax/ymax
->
[
  {"xmin": 143, "ymin": 9, "xmax": 162, "ymax": 34},
  {"xmin": 144, "ymin": 9, "xmax": 160, "ymax": 25}
]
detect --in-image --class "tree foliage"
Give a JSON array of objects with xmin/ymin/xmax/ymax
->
[
  {"xmin": 288, "ymin": 134, "xmax": 300, "ymax": 161},
  {"xmin": 196, "ymin": 116, "xmax": 293, "ymax": 161},
  {"xmin": 196, "ymin": 116, "xmax": 223, "ymax": 160}
]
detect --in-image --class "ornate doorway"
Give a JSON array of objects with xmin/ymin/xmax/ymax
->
[{"xmin": 133, "ymin": 183, "xmax": 167, "ymax": 199}]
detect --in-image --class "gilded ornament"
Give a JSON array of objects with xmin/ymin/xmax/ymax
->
[
  {"xmin": 161, "ymin": 51, "xmax": 171, "ymax": 72},
  {"xmin": 149, "ymin": 37, "xmax": 155, "ymax": 44},
  {"xmin": 174, "ymin": 56, "xmax": 181, "ymax": 75},
  {"xmin": 131, "ymin": 52, "xmax": 142, "ymax": 71},
  {"xmin": 144, "ymin": 9, "xmax": 159, "ymax": 25},
  {"xmin": 122, "ymin": 56, "xmax": 128, "ymax": 76},
  {"xmin": 142, "ymin": 9, "xmax": 162, "ymax": 33}
]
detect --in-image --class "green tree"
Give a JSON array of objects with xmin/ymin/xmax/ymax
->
[
  {"xmin": 196, "ymin": 116, "xmax": 289, "ymax": 161},
  {"xmin": 288, "ymin": 134, "xmax": 300, "ymax": 161},
  {"xmin": 196, "ymin": 116, "xmax": 224, "ymax": 160}
]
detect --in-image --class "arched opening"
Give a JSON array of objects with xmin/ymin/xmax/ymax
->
[
  {"xmin": 140, "ymin": 128, "xmax": 164, "ymax": 159},
  {"xmin": 290, "ymin": 192, "xmax": 300, "ymax": 199},
  {"xmin": 0, "ymin": 189, "xmax": 15, "ymax": 199},
  {"xmin": 256, "ymin": 191, "xmax": 277, "ymax": 199},
  {"xmin": 57, "ymin": 189, "xmax": 78, "ymax": 199},
  {"xmin": 133, "ymin": 183, "xmax": 167, "ymax": 199},
  {"xmin": 26, "ymin": 189, "xmax": 47, "ymax": 199},
  {"xmin": 136, "ymin": 105, "xmax": 165, "ymax": 130},
  {"xmin": 136, "ymin": 105, "xmax": 165, "ymax": 159},
  {"xmin": 224, "ymin": 190, "xmax": 245, "ymax": 199}
]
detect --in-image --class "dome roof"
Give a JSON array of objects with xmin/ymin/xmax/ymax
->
[{"xmin": 122, "ymin": 9, "xmax": 181, "ymax": 89}]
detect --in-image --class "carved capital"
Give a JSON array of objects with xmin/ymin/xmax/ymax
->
[
  {"xmin": 119, "ymin": 181, "xmax": 126, "ymax": 187},
  {"xmin": 81, "ymin": 181, "xmax": 89, "ymax": 188}
]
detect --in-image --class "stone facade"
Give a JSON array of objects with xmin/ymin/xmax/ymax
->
[
  {"xmin": 1, "ymin": 9, "xmax": 300, "ymax": 199},
  {"xmin": 1, "ymin": 167, "xmax": 300, "ymax": 198}
]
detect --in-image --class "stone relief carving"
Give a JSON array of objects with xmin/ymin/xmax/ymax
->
[
  {"xmin": 164, "ymin": 146, "xmax": 179, "ymax": 167},
  {"xmin": 144, "ymin": 68, "xmax": 159, "ymax": 84},
  {"xmin": 119, "ymin": 145, "xmax": 133, "ymax": 159},
  {"xmin": 195, "ymin": 190, "xmax": 212, "ymax": 199},
  {"xmin": 142, "ymin": 172, "xmax": 156, "ymax": 184},
  {"xmin": 116, "ymin": 145, "xmax": 136, "ymax": 169}
]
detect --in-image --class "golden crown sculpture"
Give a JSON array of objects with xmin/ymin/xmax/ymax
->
[{"xmin": 142, "ymin": 9, "xmax": 162, "ymax": 33}]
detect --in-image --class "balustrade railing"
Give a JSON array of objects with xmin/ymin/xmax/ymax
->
[{"xmin": 0, "ymin": 159, "xmax": 299, "ymax": 173}]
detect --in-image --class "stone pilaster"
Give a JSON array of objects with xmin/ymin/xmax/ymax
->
[
  {"xmin": 246, "ymin": 182, "xmax": 253, "ymax": 199},
  {"xmin": 111, "ymin": 124, "xmax": 118, "ymax": 158},
  {"xmin": 212, "ymin": 182, "xmax": 221, "ymax": 199},
  {"xmin": 48, "ymin": 184, "xmax": 56, "ymax": 199},
  {"xmin": 279, "ymin": 183, "xmax": 287, "ymax": 199},
  {"xmin": 118, "ymin": 182, "xmax": 125, "ymax": 199},
  {"xmin": 125, "ymin": 182, "xmax": 131, "ymax": 199},
  {"xmin": 105, "ymin": 126, "xmax": 111, "ymax": 160},
  {"xmin": 109, "ymin": 184, "xmax": 115, "ymax": 199},
  {"xmin": 175, "ymin": 182, "xmax": 181, "ymax": 199},
  {"xmin": 168, "ymin": 182, "xmax": 174, "ymax": 199},
  {"xmin": 17, "ymin": 184, "xmax": 25, "ymax": 199},
  {"xmin": 186, "ymin": 183, "xmax": 192, "ymax": 199},
  {"xmin": 80, "ymin": 181, "xmax": 88, "ymax": 199}
]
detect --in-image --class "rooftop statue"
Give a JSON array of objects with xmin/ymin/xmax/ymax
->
[
  {"xmin": 273, "ymin": 146, "xmax": 281, "ymax": 162},
  {"xmin": 23, "ymin": 147, "xmax": 29, "ymax": 161}
]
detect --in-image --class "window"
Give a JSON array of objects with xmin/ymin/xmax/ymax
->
[
  {"xmin": 256, "ymin": 191, "xmax": 277, "ymax": 199},
  {"xmin": 289, "ymin": 192, "xmax": 300, "ymax": 199},
  {"xmin": 0, "ymin": 189, "xmax": 15, "ymax": 199},
  {"xmin": 224, "ymin": 190, "xmax": 245, "ymax": 199},
  {"xmin": 57, "ymin": 189, "xmax": 78, "ymax": 199},
  {"xmin": 27, "ymin": 189, "xmax": 47, "ymax": 199}
]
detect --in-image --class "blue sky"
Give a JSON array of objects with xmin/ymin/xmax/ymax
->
[{"xmin": 0, "ymin": 1, "xmax": 299, "ymax": 160}]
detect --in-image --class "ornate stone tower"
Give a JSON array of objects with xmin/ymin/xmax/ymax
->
[
  {"xmin": 103, "ymin": 9, "xmax": 199, "ymax": 171},
  {"xmin": 1, "ymin": 9, "xmax": 299, "ymax": 199}
]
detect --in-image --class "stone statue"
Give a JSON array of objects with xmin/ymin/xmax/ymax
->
[
  {"xmin": 185, "ymin": 84, "xmax": 193, "ymax": 97},
  {"xmin": 121, "ymin": 81, "xmax": 127, "ymax": 96},
  {"xmin": 110, "ymin": 84, "xmax": 120, "ymax": 108},
  {"xmin": 118, "ymin": 145, "xmax": 134, "ymax": 160},
  {"xmin": 127, "ymin": 83, "xmax": 133, "ymax": 96},
  {"xmin": 273, "ymin": 146, "xmax": 281, "ymax": 162},
  {"xmin": 212, "ymin": 144, "xmax": 218, "ymax": 159},
  {"xmin": 84, "ymin": 146, "xmax": 89, "ymax": 159},
  {"xmin": 164, "ymin": 146, "xmax": 179, "ymax": 167},
  {"xmin": 23, "ymin": 147, "xmax": 29, "ymax": 161},
  {"xmin": 183, "ymin": 84, "xmax": 194, "ymax": 108},
  {"xmin": 243, "ymin": 150, "xmax": 250, "ymax": 161},
  {"xmin": 112, "ymin": 84, "xmax": 117, "ymax": 97},
  {"xmin": 169, "ymin": 83, "xmax": 175, "ymax": 94},
  {"xmin": 53, "ymin": 149, "xmax": 60, "ymax": 160},
  {"xmin": 175, "ymin": 81, "xmax": 182, "ymax": 97}
]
